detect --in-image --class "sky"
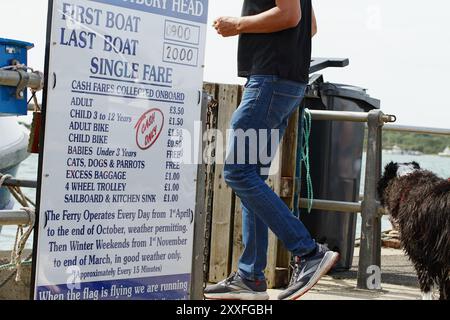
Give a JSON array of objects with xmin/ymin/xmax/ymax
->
[{"xmin": 1, "ymin": 0, "xmax": 449, "ymax": 128}]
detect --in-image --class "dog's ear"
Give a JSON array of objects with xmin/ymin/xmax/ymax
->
[
  {"xmin": 411, "ymin": 161, "xmax": 421, "ymax": 169},
  {"xmin": 377, "ymin": 162, "xmax": 398, "ymax": 204},
  {"xmin": 384, "ymin": 162, "xmax": 399, "ymax": 177}
]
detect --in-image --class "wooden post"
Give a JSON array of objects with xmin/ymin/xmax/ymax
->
[
  {"xmin": 190, "ymin": 92, "xmax": 209, "ymax": 300},
  {"xmin": 202, "ymin": 82, "xmax": 219, "ymax": 285}
]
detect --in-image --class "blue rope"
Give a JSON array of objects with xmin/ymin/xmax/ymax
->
[{"xmin": 302, "ymin": 109, "xmax": 314, "ymax": 213}]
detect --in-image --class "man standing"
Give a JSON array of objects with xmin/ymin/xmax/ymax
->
[{"xmin": 204, "ymin": 0, "xmax": 339, "ymax": 300}]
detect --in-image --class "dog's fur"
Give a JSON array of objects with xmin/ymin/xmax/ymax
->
[{"xmin": 378, "ymin": 162, "xmax": 450, "ymax": 300}]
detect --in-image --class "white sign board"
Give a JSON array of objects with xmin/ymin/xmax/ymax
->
[{"xmin": 33, "ymin": 0, "xmax": 208, "ymax": 300}]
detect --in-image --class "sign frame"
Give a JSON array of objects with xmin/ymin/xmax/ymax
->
[
  {"xmin": 30, "ymin": 0, "xmax": 55, "ymax": 300},
  {"xmin": 31, "ymin": 0, "xmax": 208, "ymax": 300}
]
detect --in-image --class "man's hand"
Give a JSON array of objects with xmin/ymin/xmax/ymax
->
[
  {"xmin": 214, "ymin": 1, "xmax": 316, "ymax": 37},
  {"xmin": 214, "ymin": 0, "xmax": 300, "ymax": 35},
  {"xmin": 213, "ymin": 17, "xmax": 241, "ymax": 37}
]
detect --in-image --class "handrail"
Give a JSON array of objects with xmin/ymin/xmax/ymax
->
[
  {"xmin": 292, "ymin": 109, "xmax": 385, "ymax": 289},
  {"xmin": 1, "ymin": 177, "xmax": 37, "ymax": 189},
  {"xmin": 298, "ymin": 198, "xmax": 387, "ymax": 215},
  {"xmin": 0, "ymin": 210, "xmax": 33, "ymax": 226},
  {"xmin": 309, "ymin": 109, "xmax": 396, "ymax": 123},
  {"xmin": 0, "ymin": 69, "xmax": 43, "ymax": 92},
  {"xmin": 300, "ymin": 198, "xmax": 361, "ymax": 213},
  {"xmin": 383, "ymin": 124, "xmax": 450, "ymax": 136}
]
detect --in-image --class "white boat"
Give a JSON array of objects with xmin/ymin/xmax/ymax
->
[
  {"xmin": 0, "ymin": 116, "xmax": 29, "ymax": 211},
  {"xmin": 438, "ymin": 146, "xmax": 450, "ymax": 157}
]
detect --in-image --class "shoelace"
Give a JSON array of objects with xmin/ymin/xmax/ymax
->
[
  {"xmin": 223, "ymin": 272, "xmax": 238, "ymax": 285},
  {"xmin": 289, "ymin": 257, "xmax": 305, "ymax": 286},
  {"xmin": 289, "ymin": 244, "xmax": 330, "ymax": 285}
]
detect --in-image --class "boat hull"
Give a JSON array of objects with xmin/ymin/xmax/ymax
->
[{"xmin": 0, "ymin": 117, "xmax": 30, "ymax": 233}]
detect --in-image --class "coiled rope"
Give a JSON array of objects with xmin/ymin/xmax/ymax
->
[{"xmin": 0, "ymin": 173, "xmax": 35, "ymax": 283}]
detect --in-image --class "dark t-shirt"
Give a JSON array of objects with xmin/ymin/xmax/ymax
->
[{"xmin": 238, "ymin": 0, "xmax": 312, "ymax": 84}]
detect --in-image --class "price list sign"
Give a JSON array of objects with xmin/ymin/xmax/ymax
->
[{"xmin": 33, "ymin": 0, "xmax": 208, "ymax": 300}]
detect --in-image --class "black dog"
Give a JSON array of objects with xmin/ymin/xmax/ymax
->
[{"xmin": 377, "ymin": 162, "xmax": 450, "ymax": 300}]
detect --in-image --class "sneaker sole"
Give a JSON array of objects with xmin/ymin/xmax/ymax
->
[
  {"xmin": 204, "ymin": 291, "xmax": 270, "ymax": 301},
  {"xmin": 282, "ymin": 251, "xmax": 340, "ymax": 300}
]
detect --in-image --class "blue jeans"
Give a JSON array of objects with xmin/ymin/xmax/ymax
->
[{"xmin": 224, "ymin": 75, "xmax": 316, "ymax": 281}]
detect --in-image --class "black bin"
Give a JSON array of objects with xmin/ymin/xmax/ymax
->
[{"xmin": 300, "ymin": 80, "xmax": 380, "ymax": 270}]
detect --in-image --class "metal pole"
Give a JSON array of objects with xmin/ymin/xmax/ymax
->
[
  {"xmin": 299, "ymin": 198, "xmax": 362, "ymax": 213},
  {"xmin": 357, "ymin": 110, "xmax": 383, "ymax": 290},
  {"xmin": 190, "ymin": 92, "xmax": 209, "ymax": 300},
  {"xmin": 1, "ymin": 178, "xmax": 38, "ymax": 189},
  {"xmin": 383, "ymin": 124, "xmax": 450, "ymax": 136},
  {"xmin": 309, "ymin": 110, "xmax": 395, "ymax": 123},
  {"xmin": 0, "ymin": 69, "xmax": 43, "ymax": 90},
  {"xmin": 0, "ymin": 210, "xmax": 32, "ymax": 226}
]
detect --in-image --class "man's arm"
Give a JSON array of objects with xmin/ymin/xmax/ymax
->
[
  {"xmin": 214, "ymin": 0, "xmax": 301, "ymax": 37},
  {"xmin": 311, "ymin": 5, "xmax": 317, "ymax": 37}
]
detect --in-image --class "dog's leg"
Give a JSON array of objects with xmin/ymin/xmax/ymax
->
[
  {"xmin": 422, "ymin": 291, "xmax": 433, "ymax": 300},
  {"xmin": 418, "ymin": 269, "xmax": 434, "ymax": 300},
  {"xmin": 446, "ymin": 279, "xmax": 450, "ymax": 301},
  {"xmin": 440, "ymin": 278, "xmax": 450, "ymax": 301}
]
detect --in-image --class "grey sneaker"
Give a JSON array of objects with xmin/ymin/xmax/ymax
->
[
  {"xmin": 204, "ymin": 272, "xmax": 269, "ymax": 300},
  {"xmin": 278, "ymin": 244, "xmax": 340, "ymax": 300}
]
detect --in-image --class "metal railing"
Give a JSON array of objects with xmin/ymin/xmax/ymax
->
[
  {"xmin": 383, "ymin": 124, "xmax": 450, "ymax": 136},
  {"xmin": 299, "ymin": 198, "xmax": 387, "ymax": 215},
  {"xmin": 310, "ymin": 109, "xmax": 396, "ymax": 123},
  {"xmin": 0, "ymin": 210, "xmax": 34, "ymax": 226},
  {"xmin": 296, "ymin": 111, "xmax": 450, "ymax": 290},
  {"xmin": 1, "ymin": 109, "xmax": 449, "ymax": 292},
  {"xmin": 2, "ymin": 178, "xmax": 37, "ymax": 189},
  {"xmin": 295, "ymin": 109, "xmax": 389, "ymax": 289},
  {"xmin": 0, "ymin": 69, "xmax": 44, "ymax": 97}
]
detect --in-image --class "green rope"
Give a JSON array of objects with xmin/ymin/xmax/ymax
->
[
  {"xmin": 302, "ymin": 109, "xmax": 314, "ymax": 213},
  {"xmin": 0, "ymin": 260, "xmax": 33, "ymax": 271}
]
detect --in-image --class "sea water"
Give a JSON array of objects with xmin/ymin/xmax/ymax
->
[{"xmin": 1, "ymin": 150, "xmax": 449, "ymax": 250}]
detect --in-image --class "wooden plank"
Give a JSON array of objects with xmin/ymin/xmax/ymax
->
[
  {"xmin": 280, "ymin": 177, "xmax": 294, "ymax": 198},
  {"xmin": 265, "ymin": 231, "xmax": 279, "ymax": 288},
  {"xmin": 208, "ymin": 84, "xmax": 240, "ymax": 282},
  {"xmin": 276, "ymin": 109, "xmax": 301, "ymax": 287},
  {"xmin": 265, "ymin": 109, "xmax": 301, "ymax": 288},
  {"xmin": 203, "ymin": 82, "xmax": 218, "ymax": 97},
  {"xmin": 202, "ymin": 81, "xmax": 218, "ymax": 211},
  {"xmin": 280, "ymin": 108, "xmax": 300, "ymax": 207},
  {"xmin": 202, "ymin": 82, "xmax": 219, "ymax": 211},
  {"xmin": 202, "ymin": 82, "xmax": 218, "ymax": 285},
  {"xmin": 265, "ymin": 137, "xmax": 284, "ymax": 288},
  {"xmin": 231, "ymin": 196, "xmax": 243, "ymax": 273},
  {"xmin": 190, "ymin": 92, "xmax": 209, "ymax": 300}
]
